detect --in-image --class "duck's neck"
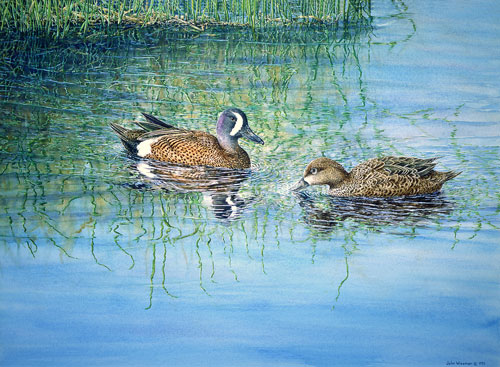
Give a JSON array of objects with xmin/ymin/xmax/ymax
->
[
  {"xmin": 218, "ymin": 134, "xmax": 240, "ymax": 152},
  {"xmin": 327, "ymin": 168, "xmax": 350, "ymax": 189}
]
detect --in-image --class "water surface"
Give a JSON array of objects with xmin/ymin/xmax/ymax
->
[{"xmin": 1, "ymin": 0, "xmax": 499, "ymax": 366}]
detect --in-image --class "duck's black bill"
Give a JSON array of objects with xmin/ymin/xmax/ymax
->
[
  {"xmin": 242, "ymin": 127, "xmax": 264, "ymax": 145},
  {"xmin": 291, "ymin": 178, "xmax": 309, "ymax": 191}
]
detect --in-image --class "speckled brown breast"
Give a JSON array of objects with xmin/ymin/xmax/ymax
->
[{"xmin": 145, "ymin": 130, "xmax": 251, "ymax": 169}]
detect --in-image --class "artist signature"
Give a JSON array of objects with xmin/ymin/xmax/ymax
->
[{"xmin": 446, "ymin": 362, "xmax": 485, "ymax": 366}]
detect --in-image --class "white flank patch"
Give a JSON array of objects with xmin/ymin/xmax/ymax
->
[
  {"xmin": 137, "ymin": 162, "xmax": 156, "ymax": 178},
  {"xmin": 226, "ymin": 196, "xmax": 240, "ymax": 220},
  {"xmin": 137, "ymin": 137, "xmax": 160, "ymax": 157},
  {"xmin": 229, "ymin": 112, "xmax": 244, "ymax": 136},
  {"xmin": 225, "ymin": 196, "xmax": 236, "ymax": 207},
  {"xmin": 201, "ymin": 193, "xmax": 214, "ymax": 208}
]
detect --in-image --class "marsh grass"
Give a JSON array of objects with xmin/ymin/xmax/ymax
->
[{"xmin": 0, "ymin": 0, "xmax": 371, "ymax": 38}]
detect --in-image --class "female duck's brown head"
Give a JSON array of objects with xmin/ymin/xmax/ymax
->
[{"xmin": 292, "ymin": 157, "xmax": 348, "ymax": 191}]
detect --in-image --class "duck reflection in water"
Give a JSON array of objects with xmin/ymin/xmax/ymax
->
[
  {"xmin": 130, "ymin": 159, "xmax": 253, "ymax": 220},
  {"xmin": 294, "ymin": 191, "xmax": 455, "ymax": 234}
]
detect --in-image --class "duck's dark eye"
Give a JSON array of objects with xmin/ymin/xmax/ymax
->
[
  {"xmin": 230, "ymin": 116, "xmax": 236, "ymax": 122},
  {"xmin": 310, "ymin": 168, "xmax": 318, "ymax": 175}
]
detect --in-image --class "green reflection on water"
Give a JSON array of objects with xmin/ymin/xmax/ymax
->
[{"xmin": 0, "ymin": 10, "xmax": 497, "ymax": 308}]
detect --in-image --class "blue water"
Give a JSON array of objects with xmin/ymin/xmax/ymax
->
[{"xmin": 1, "ymin": 0, "xmax": 499, "ymax": 366}]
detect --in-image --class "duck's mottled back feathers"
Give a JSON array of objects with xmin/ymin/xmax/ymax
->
[
  {"xmin": 378, "ymin": 156, "xmax": 439, "ymax": 177},
  {"xmin": 322, "ymin": 156, "xmax": 460, "ymax": 197},
  {"xmin": 295, "ymin": 155, "xmax": 461, "ymax": 197},
  {"xmin": 145, "ymin": 131, "xmax": 250, "ymax": 168},
  {"xmin": 137, "ymin": 128, "xmax": 187, "ymax": 140}
]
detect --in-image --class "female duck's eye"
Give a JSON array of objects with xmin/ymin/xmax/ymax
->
[{"xmin": 310, "ymin": 168, "xmax": 318, "ymax": 175}]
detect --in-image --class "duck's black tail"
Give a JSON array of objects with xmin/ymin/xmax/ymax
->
[
  {"xmin": 109, "ymin": 122, "xmax": 139, "ymax": 154},
  {"xmin": 111, "ymin": 114, "xmax": 175, "ymax": 155},
  {"xmin": 443, "ymin": 170, "xmax": 462, "ymax": 182}
]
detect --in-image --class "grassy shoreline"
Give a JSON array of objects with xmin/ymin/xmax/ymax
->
[{"xmin": 1, "ymin": 0, "xmax": 371, "ymax": 38}]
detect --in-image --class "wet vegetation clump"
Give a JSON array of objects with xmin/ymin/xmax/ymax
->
[{"xmin": 1, "ymin": 0, "xmax": 371, "ymax": 38}]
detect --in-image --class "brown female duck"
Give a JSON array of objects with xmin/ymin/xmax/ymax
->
[
  {"xmin": 293, "ymin": 156, "xmax": 461, "ymax": 197},
  {"xmin": 110, "ymin": 108, "xmax": 264, "ymax": 169}
]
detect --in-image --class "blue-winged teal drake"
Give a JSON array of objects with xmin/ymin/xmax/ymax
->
[
  {"xmin": 293, "ymin": 156, "xmax": 461, "ymax": 197},
  {"xmin": 110, "ymin": 108, "xmax": 264, "ymax": 169}
]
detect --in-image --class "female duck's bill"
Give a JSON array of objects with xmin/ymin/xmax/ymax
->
[{"xmin": 291, "ymin": 178, "xmax": 309, "ymax": 191}]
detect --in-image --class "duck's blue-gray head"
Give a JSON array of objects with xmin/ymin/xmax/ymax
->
[{"xmin": 216, "ymin": 108, "xmax": 264, "ymax": 148}]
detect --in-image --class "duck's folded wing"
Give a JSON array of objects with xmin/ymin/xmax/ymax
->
[
  {"xmin": 148, "ymin": 131, "xmax": 221, "ymax": 156},
  {"xmin": 379, "ymin": 156, "xmax": 439, "ymax": 177},
  {"xmin": 138, "ymin": 129, "xmax": 174, "ymax": 140},
  {"xmin": 141, "ymin": 113, "xmax": 176, "ymax": 129},
  {"xmin": 138, "ymin": 128, "xmax": 190, "ymax": 140}
]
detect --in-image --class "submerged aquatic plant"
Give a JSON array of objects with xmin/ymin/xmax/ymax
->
[{"xmin": 0, "ymin": 0, "xmax": 371, "ymax": 38}]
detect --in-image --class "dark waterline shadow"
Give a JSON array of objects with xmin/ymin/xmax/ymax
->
[{"xmin": 294, "ymin": 191, "xmax": 456, "ymax": 235}]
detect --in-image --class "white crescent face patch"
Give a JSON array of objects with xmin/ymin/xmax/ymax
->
[{"xmin": 229, "ymin": 112, "xmax": 244, "ymax": 136}]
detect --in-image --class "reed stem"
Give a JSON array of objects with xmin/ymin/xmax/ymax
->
[{"xmin": 0, "ymin": 0, "xmax": 370, "ymax": 38}]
